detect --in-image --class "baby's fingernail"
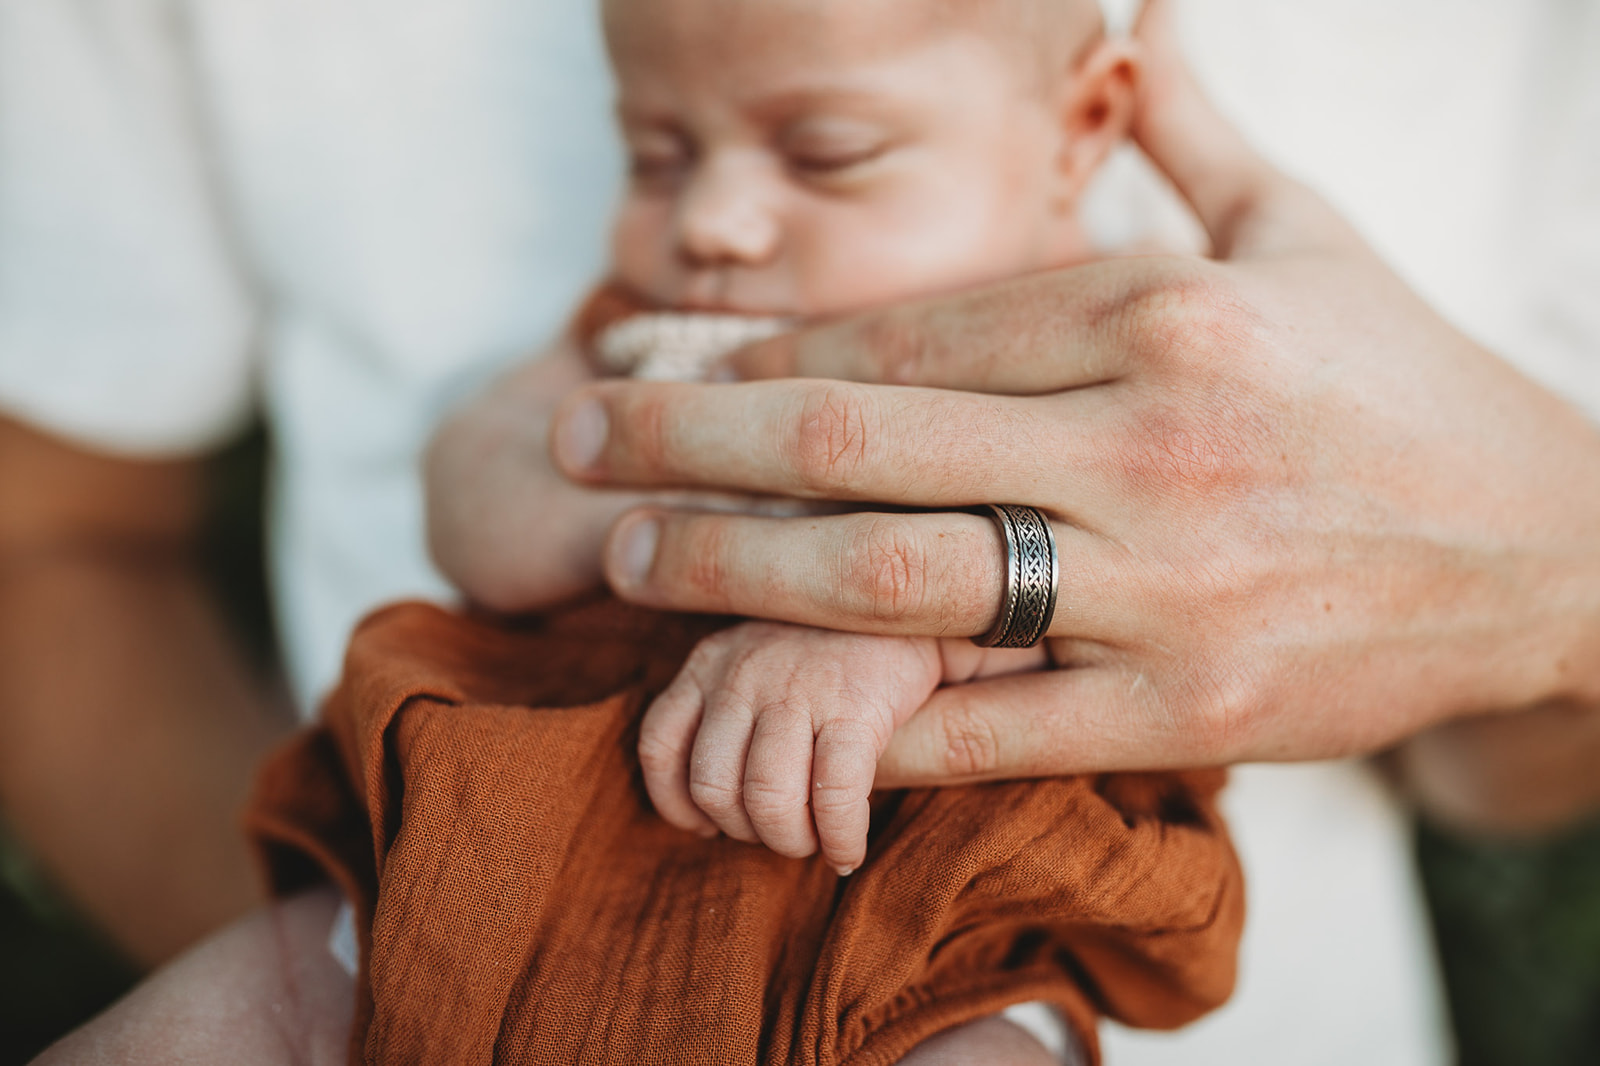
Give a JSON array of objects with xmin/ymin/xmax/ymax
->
[
  {"xmin": 611, "ymin": 517, "xmax": 660, "ymax": 589},
  {"xmin": 554, "ymin": 397, "xmax": 608, "ymax": 471},
  {"xmin": 834, "ymin": 865, "xmax": 855, "ymax": 878}
]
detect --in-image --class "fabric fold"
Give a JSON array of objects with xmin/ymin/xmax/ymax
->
[{"xmin": 247, "ymin": 598, "xmax": 1243, "ymax": 1065}]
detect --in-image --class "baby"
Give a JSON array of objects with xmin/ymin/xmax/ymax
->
[
  {"xmin": 572, "ymin": 0, "xmax": 1139, "ymax": 876},
  {"xmin": 248, "ymin": 1, "xmax": 1243, "ymax": 1062}
]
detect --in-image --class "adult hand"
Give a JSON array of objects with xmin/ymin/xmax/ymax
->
[{"xmin": 548, "ymin": 1, "xmax": 1600, "ymax": 798}]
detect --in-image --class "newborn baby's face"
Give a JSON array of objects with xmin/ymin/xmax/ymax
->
[{"xmin": 603, "ymin": 0, "xmax": 1104, "ymax": 318}]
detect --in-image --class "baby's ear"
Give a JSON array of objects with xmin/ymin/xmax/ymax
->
[{"xmin": 1052, "ymin": 38, "xmax": 1142, "ymax": 205}]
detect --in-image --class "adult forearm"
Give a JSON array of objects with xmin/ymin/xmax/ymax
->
[
  {"xmin": 1393, "ymin": 407, "xmax": 1600, "ymax": 835},
  {"xmin": 0, "ymin": 545, "xmax": 293, "ymax": 965},
  {"xmin": 1397, "ymin": 695, "xmax": 1600, "ymax": 837}
]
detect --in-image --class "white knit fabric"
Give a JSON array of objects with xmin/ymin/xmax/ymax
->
[{"xmin": 596, "ymin": 312, "xmax": 793, "ymax": 383}]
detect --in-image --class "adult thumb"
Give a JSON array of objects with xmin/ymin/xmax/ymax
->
[{"xmin": 1132, "ymin": 0, "xmax": 1353, "ymax": 259}]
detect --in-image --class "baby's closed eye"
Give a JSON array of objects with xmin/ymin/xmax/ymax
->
[{"xmin": 776, "ymin": 115, "xmax": 903, "ymax": 187}]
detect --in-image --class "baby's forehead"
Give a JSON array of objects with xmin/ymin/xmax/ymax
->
[{"xmin": 603, "ymin": 0, "xmax": 1102, "ymax": 76}]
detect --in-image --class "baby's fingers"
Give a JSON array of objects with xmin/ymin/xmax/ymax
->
[
  {"xmin": 743, "ymin": 706, "xmax": 821, "ymax": 859},
  {"xmin": 687, "ymin": 693, "xmax": 762, "ymax": 844},
  {"xmin": 639, "ymin": 674, "xmax": 717, "ymax": 838},
  {"xmin": 812, "ymin": 719, "xmax": 883, "ymax": 876}
]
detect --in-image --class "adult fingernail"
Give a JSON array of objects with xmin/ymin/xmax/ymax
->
[
  {"xmin": 612, "ymin": 516, "xmax": 660, "ymax": 589},
  {"xmin": 554, "ymin": 397, "xmax": 608, "ymax": 472}
]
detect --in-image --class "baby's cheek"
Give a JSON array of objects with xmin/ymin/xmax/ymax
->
[
  {"xmin": 779, "ymin": 202, "xmax": 952, "ymax": 314},
  {"xmin": 792, "ymin": 207, "xmax": 1016, "ymax": 314},
  {"xmin": 609, "ymin": 199, "xmax": 678, "ymax": 301}
]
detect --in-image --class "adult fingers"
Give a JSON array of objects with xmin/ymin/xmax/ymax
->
[
  {"xmin": 873, "ymin": 665, "xmax": 1222, "ymax": 788},
  {"xmin": 811, "ymin": 717, "xmax": 881, "ymax": 876},
  {"xmin": 604, "ymin": 509, "xmax": 1130, "ymax": 640},
  {"xmin": 638, "ymin": 669, "xmax": 718, "ymax": 837},
  {"xmin": 742, "ymin": 704, "xmax": 821, "ymax": 859},
  {"xmin": 1132, "ymin": 0, "xmax": 1359, "ymax": 259},
  {"xmin": 552, "ymin": 377, "xmax": 1113, "ymax": 507},
  {"xmin": 725, "ymin": 258, "xmax": 1189, "ymax": 389}
]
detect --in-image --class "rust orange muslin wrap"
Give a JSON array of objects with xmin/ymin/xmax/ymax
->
[{"xmin": 245, "ymin": 598, "xmax": 1244, "ymax": 1065}]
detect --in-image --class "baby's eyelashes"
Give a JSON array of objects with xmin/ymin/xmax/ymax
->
[
  {"xmin": 776, "ymin": 116, "xmax": 897, "ymax": 182},
  {"xmin": 624, "ymin": 126, "xmax": 694, "ymax": 190}
]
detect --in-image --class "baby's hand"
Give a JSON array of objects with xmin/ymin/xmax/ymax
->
[{"xmin": 639, "ymin": 622, "xmax": 1045, "ymax": 874}]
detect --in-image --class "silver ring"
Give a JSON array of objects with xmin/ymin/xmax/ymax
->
[{"xmin": 972, "ymin": 504, "xmax": 1059, "ymax": 648}]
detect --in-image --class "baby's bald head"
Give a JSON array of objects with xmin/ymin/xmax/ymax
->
[
  {"xmin": 931, "ymin": 0, "xmax": 1108, "ymax": 80},
  {"xmin": 603, "ymin": 0, "xmax": 1108, "ymax": 97},
  {"xmin": 601, "ymin": 0, "xmax": 1136, "ymax": 317}
]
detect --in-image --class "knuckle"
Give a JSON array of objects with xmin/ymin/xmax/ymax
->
[
  {"xmin": 810, "ymin": 778, "xmax": 865, "ymax": 820},
  {"xmin": 1119, "ymin": 269, "xmax": 1259, "ymax": 372},
  {"xmin": 687, "ymin": 773, "xmax": 742, "ymax": 815},
  {"xmin": 789, "ymin": 383, "xmax": 878, "ymax": 496},
  {"xmin": 742, "ymin": 776, "xmax": 808, "ymax": 823},
  {"xmin": 1178, "ymin": 662, "xmax": 1263, "ymax": 763},
  {"xmin": 855, "ymin": 309, "xmax": 929, "ymax": 384},
  {"xmin": 636, "ymin": 721, "xmax": 681, "ymax": 778},
  {"xmin": 678, "ymin": 517, "xmax": 735, "ymax": 601},
  {"xmin": 722, "ymin": 642, "xmax": 799, "ymax": 702},
  {"xmin": 811, "ymin": 716, "xmax": 885, "ymax": 818},
  {"xmin": 819, "ymin": 713, "xmax": 887, "ymax": 758},
  {"xmin": 676, "ymin": 636, "xmax": 730, "ymax": 692},
  {"xmin": 843, "ymin": 518, "xmax": 930, "ymax": 624},
  {"xmin": 615, "ymin": 386, "xmax": 676, "ymax": 475},
  {"xmin": 936, "ymin": 705, "xmax": 1003, "ymax": 779}
]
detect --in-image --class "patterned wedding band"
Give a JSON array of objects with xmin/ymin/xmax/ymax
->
[{"xmin": 972, "ymin": 504, "xmax": 1060, "ymax": 649}]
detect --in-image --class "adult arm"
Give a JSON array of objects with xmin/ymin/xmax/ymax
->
[
  {"xmin": 538, "ymin": 1, "xmax": 1600, "ymax": 832},
  {"xmin": 0, "ymin": 417, "xmax": 293, "ymax": 965},
  {"xmin": 31, "ymin": 886, "xmax": 354, "ymax": 1066}
]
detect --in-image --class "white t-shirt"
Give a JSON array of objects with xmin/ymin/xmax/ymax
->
[
  {"xmin": 2, "ymin": 1, "xmax": 1597, "ymax": 1062},
  {"xmin": 0, "ymin": 0, "xmax": 621, "ymax": 708}
]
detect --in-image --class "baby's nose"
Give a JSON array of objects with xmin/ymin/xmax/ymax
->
[{"xmin": 675, "ymin": 154, "xmax": 782, "ymax": 269}]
